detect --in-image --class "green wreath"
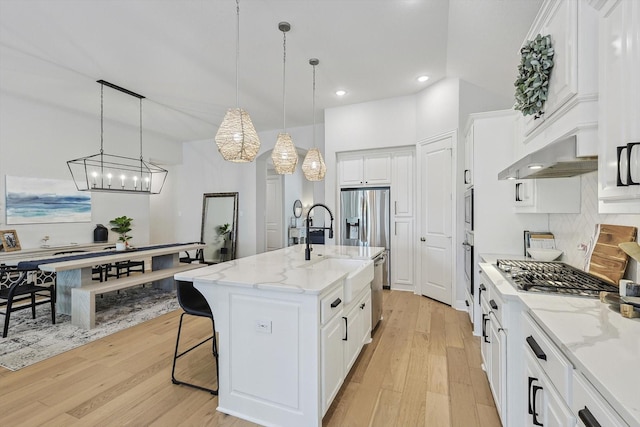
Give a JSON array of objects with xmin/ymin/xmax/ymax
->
[{"xmin": 514, "ymin": 34, "xmax": 555, "ymax": 119}]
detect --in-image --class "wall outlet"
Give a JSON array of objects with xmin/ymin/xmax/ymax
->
[{"xmin": 255, "ymin": 319, "xmax": 272, "ymax": 334}]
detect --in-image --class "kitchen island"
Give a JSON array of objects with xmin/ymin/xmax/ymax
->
[{"xmin": 175, "ymin": 244, "xmax": 384, "ymax": 427}]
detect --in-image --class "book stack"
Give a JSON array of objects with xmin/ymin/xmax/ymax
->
[{"xmin": 523, "ymin": 231, "xmax": 556, "ymax": 257}]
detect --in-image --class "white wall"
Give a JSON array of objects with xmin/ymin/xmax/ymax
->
[
  {"xmin": 0, "ymin": 90, "xmax": 182, "ymax": 249},
  {"xmin": 324, "ymin": 95, "xmax": 416, "ymax": 217}
]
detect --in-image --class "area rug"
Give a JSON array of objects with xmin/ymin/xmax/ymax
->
[{"xmin": 0, "ymin": 287, "xmax": 179, "ymax": 371}]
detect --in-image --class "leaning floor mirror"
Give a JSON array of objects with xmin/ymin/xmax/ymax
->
[{"xmin": 201, "ymin": 192, "xmax": 238, "ymax": 264}]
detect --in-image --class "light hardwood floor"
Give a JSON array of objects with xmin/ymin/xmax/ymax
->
[{"xmin": 0, "ymin": 290, "xmax": 500, "ymax": 426}]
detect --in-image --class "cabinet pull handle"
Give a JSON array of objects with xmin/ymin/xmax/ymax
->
[
  {"xmin": 526, "ymin": 336, "xmax": 547, "ymax": 361},
  {"xmin": 464, "ymin": 169, "xmax": 470, "ymax": 184},
  {"xmin": 490, "ymin": 299, "xmax": 498, "ymax": 310},
  {"xmin": 482, "ymin": 314, "xmax": 490, "ymax": 343},
  {"xmin": 360, "ymin": 303, "xmax": 366, "ymax": 309},
  {"xmin": 531, "ymin": 384, "xmax": 543, "ymax": 426},
  {"xmin": 578, "ymin": 406, "xmax": 602, "ymax": 427},
  {"xmin": 331, "ymin": 298, "xmax": 342, "ymax": 308},
  {"xmin": 342, "ymin": 316, "xmax": 348, "ymax": 341},
  {"xmin": 515, "ymin": 182, "xmax": 522, "ymax": 202},
  {"xmin": 528, "ymin": 376, "xmax": 536, "ymax": 415},
  {"xmin": 479, "ymin": 284, "xmax": 486, "ymax": 299},
  {"xmin": 394, "ymin": 201, "xmax": 397, "ymax": 215},
  {"xmin": 465, "ymin": 300, "xmax": 469, "ymax": 307}
]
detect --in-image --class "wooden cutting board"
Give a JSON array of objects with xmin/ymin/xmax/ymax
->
[{"xmin": 589, "ymin": 224, "xmax": 637, "ymax": 285}]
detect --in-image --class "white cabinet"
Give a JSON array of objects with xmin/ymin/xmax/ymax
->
[
  {"xmin": 391, "ymin": 218, "xmax": 413, "ymax": 288},
  {"xmin": 391, "ymin": 150, "xmax": 414, "ymax": 217},
  {"xmin": 522, "ymin": 312, "xmax": 575, "ymax": 427},
  {"xmin": 321, "ymin": 313, "xmax": 345, "ymax": 412},
  {"xmin": 320, "ymin": 286, "xmax": 371, "ymax": 414},
  {"xmin": 489, "ymin": 311, "xmax": 506, "ymax": 419},
  {"xmin": 597, "ymin": 0, "xmax": 640, "ymax": 213},
  {"xmin": 518, "ymin": 0, "xmax": 598, "ymax": 147},
  {"xmin": 572, "ymin": 371, "xmax": 628, "ymax": 427},
  {"xmin": 338, "ymin": 153, "xmax": 391, "ymax": 186},
  {"xmin": 463, "ymin": 124, "xmax": 474, "ymax": 187},
  {"xmin": 513, "ymin": 177, "xmax": 581, "ymax": 213},
  {"xmin": 524, "ymin": 350, "xmax": 575, "ymax": 427},
  {"xmin": 343, "ymin": 288, "xmax": 371, "ymax": 373}
]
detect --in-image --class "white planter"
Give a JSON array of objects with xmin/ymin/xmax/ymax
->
[{"xmin": 115, "ymin": 242, "xmax": 126, "ymax": 251}]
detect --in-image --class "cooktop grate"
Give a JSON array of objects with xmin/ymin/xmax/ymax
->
[{"xmin": 495, "ymin": 259, "xmax": 618, "ymax": 297}]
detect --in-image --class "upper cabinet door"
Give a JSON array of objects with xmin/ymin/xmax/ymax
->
[
  {"xmin": 598, "ymin": 0, "xmax": 640, "ymax": 213},
  {"xmin": 392, "ymin": 151, "xmax": 414, "ymax": 217},
  {"xmin": 464, "ymin": 124, "xmax": 474, "ymax": 188},
  {"xmin": 363, "ymin": 153, "xmax": 391, "ymax": 185},
  {"xmin": 522, "ymin": 0, "xmax": 579, "ymax": 136},
  {"xmin": 338, "ymin": 156, "xmax": 365, "ymax": 186}
]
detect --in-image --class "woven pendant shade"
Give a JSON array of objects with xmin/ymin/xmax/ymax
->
[
  {"xmin": 215, "ymin": 108, "xmax": 260, "ymax": 162},
  {"xmin": 272, "ymin": 132, "xmax": 298, "ymax": 174},
  {"xmin": 302, "ymin": 148, "xmax": 326, "ymax": 181}
]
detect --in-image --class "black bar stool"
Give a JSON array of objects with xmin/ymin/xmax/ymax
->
[{"xmin": 171, "ymin": 280, "xmax": 219, "ymax": 395}]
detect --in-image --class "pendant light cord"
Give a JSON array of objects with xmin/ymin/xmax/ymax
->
[
  {"xmin": 100, "ymin": 83, "xmax": 104, "ymax": 155},
  {"xmin": 235, "ymin": 0, "xmax": 240, "ymax": 108},
  {"xmin": 282, "ymin": 30, "xmax": 287, "ymax": 131},
  {"xmin": 312, "ymin": 62, "xmax": 316, "ymax": 148},
  {"xmin": 139, "ymin": 98, "xmax": 143, "ymax": 161}
]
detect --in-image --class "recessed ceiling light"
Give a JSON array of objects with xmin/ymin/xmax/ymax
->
[
  {"xmin": 417, "ymin": 75, "xmax": 429, "ymax": 83},
  {"xmin": 507, "ymin": 176, "xmax": 516, "ymax": 180},
  {"xmin": 528, "ymin": 164, "xmax": 543, "ymax": 170},
  {"xmin": 335, "ymin": 90, "xmax": 347, "ymax": 96}
]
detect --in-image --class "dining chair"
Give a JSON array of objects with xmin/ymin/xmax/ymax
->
[
  {"xmin": 0, "ymin": 266, "xmax": 56, "ymax": 338},
  {"xmin": 171, "ymin": 280, "xmax": 218, "ymax": 394}
]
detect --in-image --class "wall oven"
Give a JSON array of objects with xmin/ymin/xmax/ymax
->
[{"xmin": 464, "ymin": 187, "xmax": 474, "ymax": 231}]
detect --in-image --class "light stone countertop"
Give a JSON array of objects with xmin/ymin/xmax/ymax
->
[
  {"xmin": 481, "ymin": 262, "xmax": 640, "ymax": 426},
  {"xmin": 175, "ymin": 244, "xmax": 385, "ymax": 295}
]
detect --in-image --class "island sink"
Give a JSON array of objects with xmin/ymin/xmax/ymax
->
[{"xmin": 302, "ymin": 257, "xmax": 373, "ymax": 303}]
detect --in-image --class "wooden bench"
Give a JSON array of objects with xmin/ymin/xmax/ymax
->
[{"xmin": 71, "ymin": 263, "xmax": 204, "ymax": 329}]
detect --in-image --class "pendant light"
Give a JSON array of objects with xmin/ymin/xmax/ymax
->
[
  {"xmin": 302, "ymin": 58, "xmax": 326, "ymax": 181},
  {"xmin": 215, "ymin": 0, "xmax": 260, "ymax": 162},
  {"xmin": 67, "ymin": 80, "xmax": 168, "ymax": 194},
  {"xmin": 271, "ymin": 21, "xmax": 298, "ymax": 174}
]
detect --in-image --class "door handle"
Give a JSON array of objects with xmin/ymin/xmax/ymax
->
[{"xmin": 420, "ymin": 237, "xmax": 426, "ymax": 242}]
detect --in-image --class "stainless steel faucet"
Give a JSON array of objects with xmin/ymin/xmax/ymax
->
[{"xmin": 305, "ymin": 203, "xmax": 334, "ymax": 260}]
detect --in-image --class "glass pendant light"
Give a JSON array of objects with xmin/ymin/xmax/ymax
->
[
  {"xmin": 271, "ymin": 22, "xmax": 298, "ymax": 174},
  {"xmin": 215, "ymin": 0, "xmax": 260, "ymax": 162},
  {"xmin": 302, "ymin": 58, "xmax": 326, "ymax": 181}
]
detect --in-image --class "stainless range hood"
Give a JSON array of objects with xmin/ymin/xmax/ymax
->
[{"xmin": 498, "ymin": 136, "xmax": 598, "ymax": 180}]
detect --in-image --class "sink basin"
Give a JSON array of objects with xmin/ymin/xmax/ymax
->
[{"xmin": 303, "ymin": 258, "xmax": 374, "ymax": 303}]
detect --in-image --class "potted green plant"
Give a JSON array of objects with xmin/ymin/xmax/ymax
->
[{"xmin": 110, "ymin": 215, "xmax": 133, "ymax": 250}]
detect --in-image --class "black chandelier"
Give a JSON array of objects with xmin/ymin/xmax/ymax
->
[{"xmin": 67, "ymin": 80, "xmax": 167, "ymax": 194}]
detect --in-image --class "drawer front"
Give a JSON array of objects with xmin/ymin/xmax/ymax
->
[
  {"xmin": 488, "ymin": 287, "xmax": 505, "ymax": 326},
  {"xmin": 321, "ymin": 285, "xmax": 344, "ymax": 325},
  {"xmin": 572, "ymin": 371, "xmax": 628, "ymax": 427},
  {"xmin": 522, "ymin": 312, "xmax": 573, "ymax": 398}
]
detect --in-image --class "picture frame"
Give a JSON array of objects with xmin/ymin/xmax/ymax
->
[{"xmin": 1, "ymin": 229, "xmax": 21, "ymax": 252}]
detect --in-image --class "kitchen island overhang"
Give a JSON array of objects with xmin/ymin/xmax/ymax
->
[{"xmin": 175, "ymin": 244, "xmax": 384, "ymax": 427}]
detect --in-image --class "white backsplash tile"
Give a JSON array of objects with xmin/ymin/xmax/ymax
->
[{"xmin": 549, "ymin": 172, "xmax": 640, "ymax": 281}]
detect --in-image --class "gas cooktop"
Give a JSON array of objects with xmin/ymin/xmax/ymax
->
[{"xmin": 496, "ymin": 259, "xmax": 618, "ymax": 297}]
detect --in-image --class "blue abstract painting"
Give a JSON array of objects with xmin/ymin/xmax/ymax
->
[{"xmin": 5, "ymin": 176, "xmax": 92, "ymax": 224}]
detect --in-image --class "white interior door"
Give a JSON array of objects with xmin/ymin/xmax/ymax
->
[
  {"xmin": 266, "ymin": 175, "xmax": 284, "ymax": 251},
  {"xmin": 418, "ymin": 133, "xmax": 453, "ymax": 305}
]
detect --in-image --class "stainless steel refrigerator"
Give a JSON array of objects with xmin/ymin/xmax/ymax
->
[{"xmin": 340, "ymin": 187, "xmax": 390, "ymax": 329}]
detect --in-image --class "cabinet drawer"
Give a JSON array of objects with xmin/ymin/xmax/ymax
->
[
  {"xmin": 321, "ymin": 285, "xmax": 344, "ymax": 325},
  {"xmin": 488, "ymin": 288, "xmax": 505, "ymax": 326},
  {"xmin": 572, "ymin": 371, "xmax": 628, "ymax": 427},
  {"xmin": 522, "ymin": 312, "xmax": 573, "ymax": 399}
]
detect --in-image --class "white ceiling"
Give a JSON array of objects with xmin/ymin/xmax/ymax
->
[{"xmin": 0, "ymin": 0, "xmax": 542, "ymax": 143}]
